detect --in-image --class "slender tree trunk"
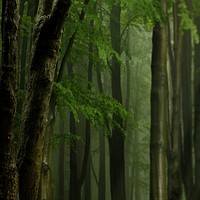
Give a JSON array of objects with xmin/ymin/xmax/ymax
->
[
  {"xmin": 84, "ymin": 136, "xmax": 91, "ymax": 200},
  {"xmin": 58, "ymin": 116, "xmax": 65, "ymax": 200},
  {"xmin": 18, "ymin": 1, "xmax": 71, "ymax": 199},
  {"xmin": 84, "ymin": 25, "xmax": 93, "ymax": 200},
  {"xmin": 98, "ymin": 129, "xmax": 106, "ymax": 200},
  {"xmin": 150, "ymin": 0, "xmax": 168, "ymax": 199},
  {"xmin": 181, "ymin": 1, "xmax": 193, "ymax": 197},
  {"xmin": 69, "ymin": 112, "xmax": 80, "ymax": 200},
  {"xmin": 194, "ymin": 16, "xmax": 200, "ymax": 200},
  {"xmin": 68, "ymin": 60, "xmax": 91, "ymax": 200},
  {"xmin": 109, "ymin": 1, "xmax": 126, "ymax": 200},
  {"xmin": 124, "ymin": 27, "xmax": 132, "ymax": 200},
  {"xmin": 168, "ymin": 2, "xmax": 182, "ymax": 199},
  {"xmin": 0, "ymin": 0, "xmax": 20, "ymax": 199},
  {"xmin": 96, "ymin": 66, "xmax": 106, "ymax": 200}
]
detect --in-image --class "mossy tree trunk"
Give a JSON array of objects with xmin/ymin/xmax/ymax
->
[
  {"xmin": 0, "ymin": 0, "xmax": 20, "ymax": 199},
  {"xmin": 18, "ymin": 1, "xmax": 71, "ymax": 199}
]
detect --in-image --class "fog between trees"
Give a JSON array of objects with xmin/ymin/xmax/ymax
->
[{"xmin": 0, "ymin": 0, "xmax": 200, "ymax": 200}]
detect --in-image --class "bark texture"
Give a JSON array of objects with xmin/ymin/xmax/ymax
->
[
  {"xmin": 0, "ymin": 0, "xmax": 20, "ymax": 199},
  {"xmin": 18, "ymin": 1, "xmax": 71, "ymax": 199}
]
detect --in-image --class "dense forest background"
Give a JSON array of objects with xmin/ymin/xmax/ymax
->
[{"xmin": 0, "ymin": 0, "xmax": 200, "ymax": 200}]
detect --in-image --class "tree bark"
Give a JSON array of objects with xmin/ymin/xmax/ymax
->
[
  {"xmin": 18, "ymin": 1, "xmax": 71, "ymax": 199},
  {"xmin": 150, "ymin": 0, "xmax": 168, "ymax": 199},
  {"xmin": 109, "ymin": 1, "xmax": 126, "ymax": 200},
  {"xmin": 0, "ymin": 0, "xmax": 20, "ymax": 199}
]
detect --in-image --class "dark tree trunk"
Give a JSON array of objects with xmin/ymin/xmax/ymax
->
[
  {"xmin": 84, "ymin": 28, "xmax": 93, "ymax": 200},
  {"xmin": 168, "ymin": 2, "xmax": 182, "ymax": 199},
  {"xmin": 150, "ymin": 0, "xmax": 168, "ymax": 200},
  {"xmin": 69, "ymin": 112, "xmax": 80, "ymax": 200},
  {"xmin": 18, "ymin": 1, "xmax": 71, "ymax": 199},
  {"xmin": 84, "ymin": 132, "xmax": 91, "ymax": 200},
  {"xmin": 58, "ymin": 116, "xmax": 65, "ymax": 200},
  {"xmin": 109, "ymin": 1, "xmax": 126, "ymax": 200},
  {"xmin": 181, "ymin": 0, "xmax": 193, "ymax": 197},
  {"xmin": 0, "ymin": 0, "xmax": 20, "ymax": 199},
  {"xmin": 194, "ymin": 16, "xmax": 200, "ymax": 200},
  {"xmin": 68, "ymin": 57, "xmax": 91, "ymax": 200}
]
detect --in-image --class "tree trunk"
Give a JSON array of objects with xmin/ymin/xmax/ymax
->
[
  {"xmin": 194, "ymin": 16, "xmax": 200, "ymax": 200},
  {"xmin": 38, "ymin": 104, "xmax": 55, "ymax": 200},
  {"xmin": 58, "ymin": 116, "xmax": 65, "ymax": 200},
  {"xmin": 109, "ymin": 1, "xmax": 126, "ymax": 200},
  {"xmin": 84, "ymin": 28, "xmax": 93, "ymax": 200},
  {"xmin": 181, "ymin": 1, "xmax": 193, "ymax": 196},
  {"xmin": 69, "ymin": 112, "xmax": 80, "ymax": 200},
  {"xmin": 18, "ymin": 1, "xmax": 71, "ymax": 199},
  {"xmin": 150, "ymin": 0, "xmax": 168, "ymax": 199},
  {"xmin": 168, "ymin": 2, "xmax": 182, "ymax": 199},
  {"xmin": 84, "ymin": 139, "xmax": 91, "ymax": 200},
  {"xmin": 0, "ymin": 0, "xmax": 20, "ymax": 199},
  {"xmin": 96, "ymin": 65, "xmax": 106, "ymax": 200}
]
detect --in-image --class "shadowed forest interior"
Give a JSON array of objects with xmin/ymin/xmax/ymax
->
[{"xmin": 0, "ymin": 0, "xmax": 200, "ymax": 200}]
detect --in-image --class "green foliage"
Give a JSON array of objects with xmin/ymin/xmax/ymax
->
[
  {"xmin": 51, "ymin": 131, "xmax": 80, "ymax": 149},
  {"xmin": 193, "ymin": 0, "xmax": 200, "ymax": 17},
  {"xmin": 122, "ymin": 0, "xmax": 161, "ymax": 29},
  {"xmin": 54, "ymin": 76, "xmax": 129, "ymax": 134},
  {"xmin": 178, "ymin": 0, "xmax": 199, "ymax": 43}
]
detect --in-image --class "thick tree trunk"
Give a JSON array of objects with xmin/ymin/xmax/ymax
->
[
  {"xmin": 150, "ymin": 1, "xmax": 168, "ymax": 199},
  {"xmin": 0, "ymin": 0, "xmax": 20, "ymax": 199},
  {"xmin": 18, "ymin": 1, "xmax": 71, "ymax": 199},
  {"xmin": 109, "ymin": 1, "xmax": 126, "ymax": 200}
]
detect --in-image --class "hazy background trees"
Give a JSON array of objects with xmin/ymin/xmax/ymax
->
[{"xmin": 1, "ymin": 0, "xmax": 200, "ymax": 200}]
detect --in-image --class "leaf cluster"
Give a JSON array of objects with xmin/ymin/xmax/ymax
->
[
  {"xmin": 51, "ymin": 131, "xmax": 80, "ymax": 149},
  {"xmin": 54, "ymin": 76, "xmax": 129, "ymax": 133},
  {"xmin": 178, "ymin": 0, "xmax": 199, "ymax": 43}
]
